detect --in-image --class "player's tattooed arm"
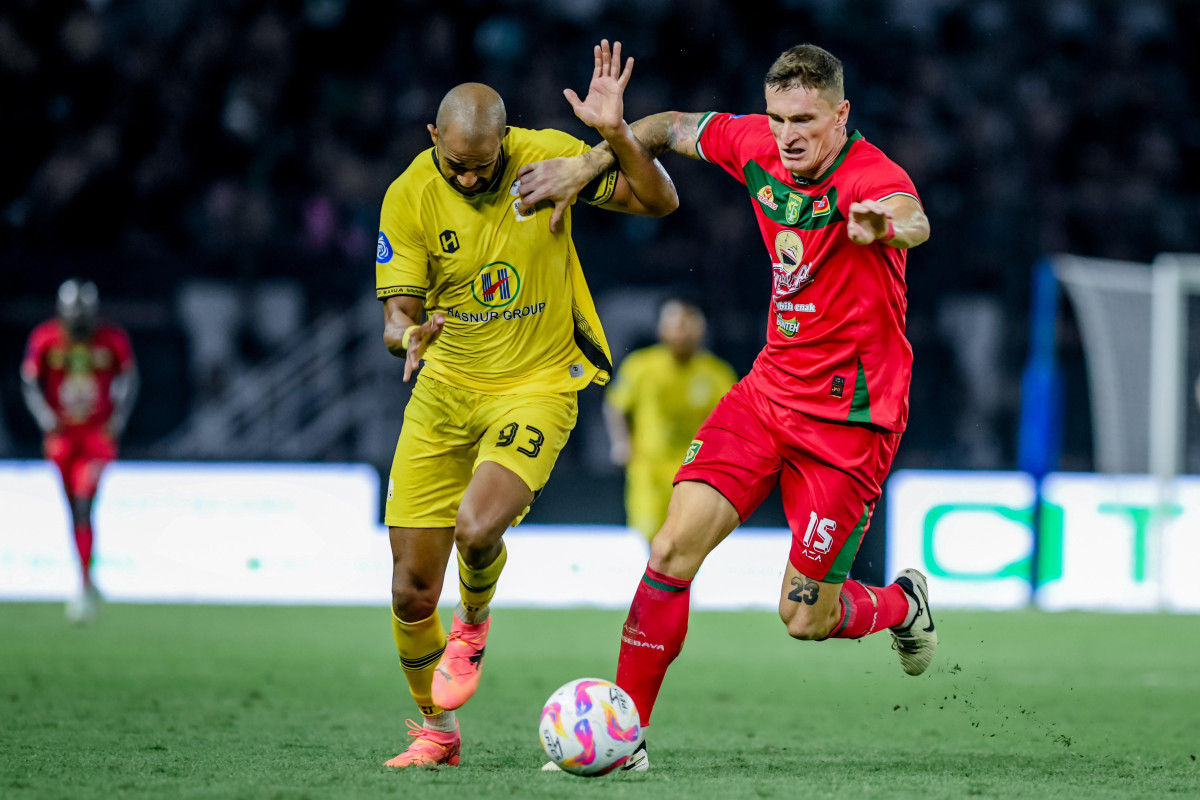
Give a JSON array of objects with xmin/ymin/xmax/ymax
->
[
  {"xmin": 630, "ymin": 111, "xmax": 706, "ymax": 161},
  {"xmin": 572, "ymin": 111, "xmax": 706, "ymax": 177},
  {"xmin": 516, "ymin": 111, "xmax": 703, "ymax": 227},
  {"xmin": 581, "ymin": 111, "xmax": 706, "ymax": 166}
]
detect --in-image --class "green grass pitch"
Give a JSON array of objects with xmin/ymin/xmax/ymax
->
[{"xmin": 2, "ymin": 602, "xmax": 1197, "ymax": 799}]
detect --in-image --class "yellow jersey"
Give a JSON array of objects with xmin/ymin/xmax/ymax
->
[
  {"xmin": 376, "ymin": 126, "xmax": 617, "ymax": 394},
  {"xmin": 607, "ymin": 345, "xmax": 738, "ymax": 465}
]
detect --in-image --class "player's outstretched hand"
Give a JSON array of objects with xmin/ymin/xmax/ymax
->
[
  {"xmin": 564, "ymin": 39, "xmax": 632, "ymax": 138},
  {"xmin": 517, "ymin": 159, "xmax": 587, "ymax": 234},
  {"xmin": 404, "ymin": 312, "xmax": 445, "ymax": 382},
  {"xmin": 847, "ymin": 200, "xmax": 894, "ymax": 245}
]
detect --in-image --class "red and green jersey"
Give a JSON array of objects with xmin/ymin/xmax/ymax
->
[
  {"xmin": 22, "ymin": 320, "xmax": 135, "ymax": 428},
  {"xmin": 696, "ymin": 112, "xmax": 921, "ymax": 432}
]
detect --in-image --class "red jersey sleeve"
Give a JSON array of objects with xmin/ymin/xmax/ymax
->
[
  {"xmin": 696, "ymin": 113, "xmax": 771, "ymax": 185},
  {"xmin": 21, "ymin": 322, "xmax": 54, "ymax": 380},
  {"xmin": 851, "ymin": 148, "xmax": 922, "ymax": 208},
  {"xmin": 103, "ymin": 325, "xmax": 136, "ymax": 373}
]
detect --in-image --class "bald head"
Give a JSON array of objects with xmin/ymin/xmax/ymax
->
[
  {"xmin": 429, "ymin": 83, "xmax": 509, "ymax": 194},
  {"xmin": 435, "ymin": 83, "xmax": 506, "ymax": 143}
]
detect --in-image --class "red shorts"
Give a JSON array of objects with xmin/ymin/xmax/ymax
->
[
  {"xmin": 44, "ymin": 426, "xmax": 117, "ymax": 498},
  {"xmin": 674, "ymin": 378, "xmax": 901, "ymax": 583}
]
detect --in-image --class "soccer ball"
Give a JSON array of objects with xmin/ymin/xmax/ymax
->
[{"xmin": 539, "ymin": 677, "xmax": 641, "ymax": 776}]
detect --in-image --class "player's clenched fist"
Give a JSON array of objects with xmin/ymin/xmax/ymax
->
[{"xmin": 846, "ymin": 199, "xmax": 895, "ymax": 245}]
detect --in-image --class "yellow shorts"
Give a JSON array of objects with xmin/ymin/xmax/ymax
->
[
  {"xmin": 625, "ymin": 459, "xmax": 678, "ymax": 540},
  {"xmin": 385, "ymin": 375, "xmax": 578, "ymax": 528}
]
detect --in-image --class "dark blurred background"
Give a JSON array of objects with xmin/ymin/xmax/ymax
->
[{"xmin": 2, "ymin": 0, "xmax": 1198, "ymax": 528}]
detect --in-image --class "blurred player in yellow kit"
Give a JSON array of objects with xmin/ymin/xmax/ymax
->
[
  {"xmin": 376, "ymin": 41, "xmax": 678, "ymax": 768},
  {"xmin": 605, "ymin": 299, "xmax": 736, "ymax": 539}
]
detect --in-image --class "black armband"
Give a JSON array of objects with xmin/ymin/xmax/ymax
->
[{"xmin": 579, "ymin": 167, "xmax": 619, "ymax": 206}]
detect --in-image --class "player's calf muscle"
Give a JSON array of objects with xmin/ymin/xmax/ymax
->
[
  {"xmin": 779, "ymin": 604, "xmax": 839, "ymax": 640},
  {"xmin": 778, "ymin": 575, "xmax": 840, "ymax": 640},
  {"xmin": 647, "ymin": 530, "xmax": 705, "ymax": 579}
]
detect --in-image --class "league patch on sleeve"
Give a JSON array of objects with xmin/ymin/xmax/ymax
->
[{"xmin": 377, "ymin": 231, "xmax": 393, "ymax": 263}]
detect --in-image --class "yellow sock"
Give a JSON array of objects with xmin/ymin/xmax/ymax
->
[
  {"xmin": 457, "ymin": 542, "xmax": 507, "ymax": 615},
  {"xmin": 392, "ymin": 609, "xmax": 446, "ymax": 716}
]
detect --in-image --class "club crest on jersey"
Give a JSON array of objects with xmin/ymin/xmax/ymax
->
[
  {"xmin": 785, "ymin": 192, "xmax": 803, "ymax": 225},
  {"xmin": 508, "ymin": 179, "xmax": 536, "ymax": 222},
  {"xmin": 377, "ymin": 231, "xmax": 393, "ymax": 263},
  {"xmin": 756, "ymin": 185, "xmax": 779, "ymax": 210},
  {"xmin": 812, "ymin": 195, "xmax": 831, "ymax": 217},
  {"xmin": 472, "ymin": 261, "xmax": 522, "ymax": 308},
  {"xmin": 511, "ymin": 198, "xmax": 535, "ymax": 222}
]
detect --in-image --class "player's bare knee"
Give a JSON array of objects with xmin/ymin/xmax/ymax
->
[
  {"xmin": 391, "ymin": 584, "xmax": 439, "ymax": 621},
  {"xmin": 647, "ymin": 528, "xmax": 696, "ymax": 578},
  {"xmin": 452, "ymin": 515, "xmax": 503, "ymax": 562}
]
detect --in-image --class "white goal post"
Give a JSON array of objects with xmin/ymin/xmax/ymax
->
[{"xmin": 1149, "ymin": 254, "xmax": 1200, "ymax": 483}]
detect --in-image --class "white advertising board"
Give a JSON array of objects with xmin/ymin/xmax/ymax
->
[
  {"xmin": 887, "ymin": 470, "xmax": 1200, "ymax": 612},
  {"xmin": 1036, "ymin": 473, "xmax": 1200, "ymax": 612},
  {"xmin": 886, "ymin": 470, "xmax": 1036, "ymax": 610},
  {"xmin": 0, "ymin": 460, "xmax": 792, "ymax": 610}
]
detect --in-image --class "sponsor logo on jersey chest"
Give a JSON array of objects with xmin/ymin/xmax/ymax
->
[
  {"xmin": 756, "ymin": 185, "xmax": 779, "ymax": 210},
  {"xmin": 472, "ymin": 261, "xmax": 521, "ymax": 308},
  {"xmin": 772, "ymin": 230, "xmax": 813, "ymax": 298}
]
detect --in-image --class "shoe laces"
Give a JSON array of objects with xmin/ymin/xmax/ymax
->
[
  {"xmin": 445, "ymin": 624, "xmax": 484, "ymax": 649},
  {"xmin": 404, "ymin": 719, "xmax": 446, "ymax": 747}
]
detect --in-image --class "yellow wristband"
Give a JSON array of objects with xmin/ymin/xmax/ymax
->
[{"xmin": 401, "ymin": 324, "xmax": 421, "ymax": 350}]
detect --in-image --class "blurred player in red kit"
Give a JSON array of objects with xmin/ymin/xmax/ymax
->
[
  {"xmin": 21, "ymin": 279, "xmax": 138, "ymax": 623},
  {"xmin": 521, "ymin": 43, "xmax": 933, "ymax": 769}
]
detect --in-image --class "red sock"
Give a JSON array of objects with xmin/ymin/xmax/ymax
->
[
  {"xmin": 829, "ymin": 579, "xmax": 910, "ymax": 639},
  {"xmin": 73, "ymin": 523, "xmax": 94, "ymax": 585},
  {"xmin": 615, "ymin": 567, "xmax": 691, "ymax": 726}
]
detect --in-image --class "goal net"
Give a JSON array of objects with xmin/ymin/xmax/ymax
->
[{"xmin": 1053, "ymin": 253, "xmax": 1200, "ymax": 478}]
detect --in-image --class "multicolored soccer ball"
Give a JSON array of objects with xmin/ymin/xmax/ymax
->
[{"xmin": 539, "ymin": 678, "xmax": 641, "ymax": 776}]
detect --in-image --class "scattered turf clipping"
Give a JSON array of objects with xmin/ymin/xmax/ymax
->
[{"xmin": 2, "ymin": 603, "xmax": 1197, "ymax": 799}]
